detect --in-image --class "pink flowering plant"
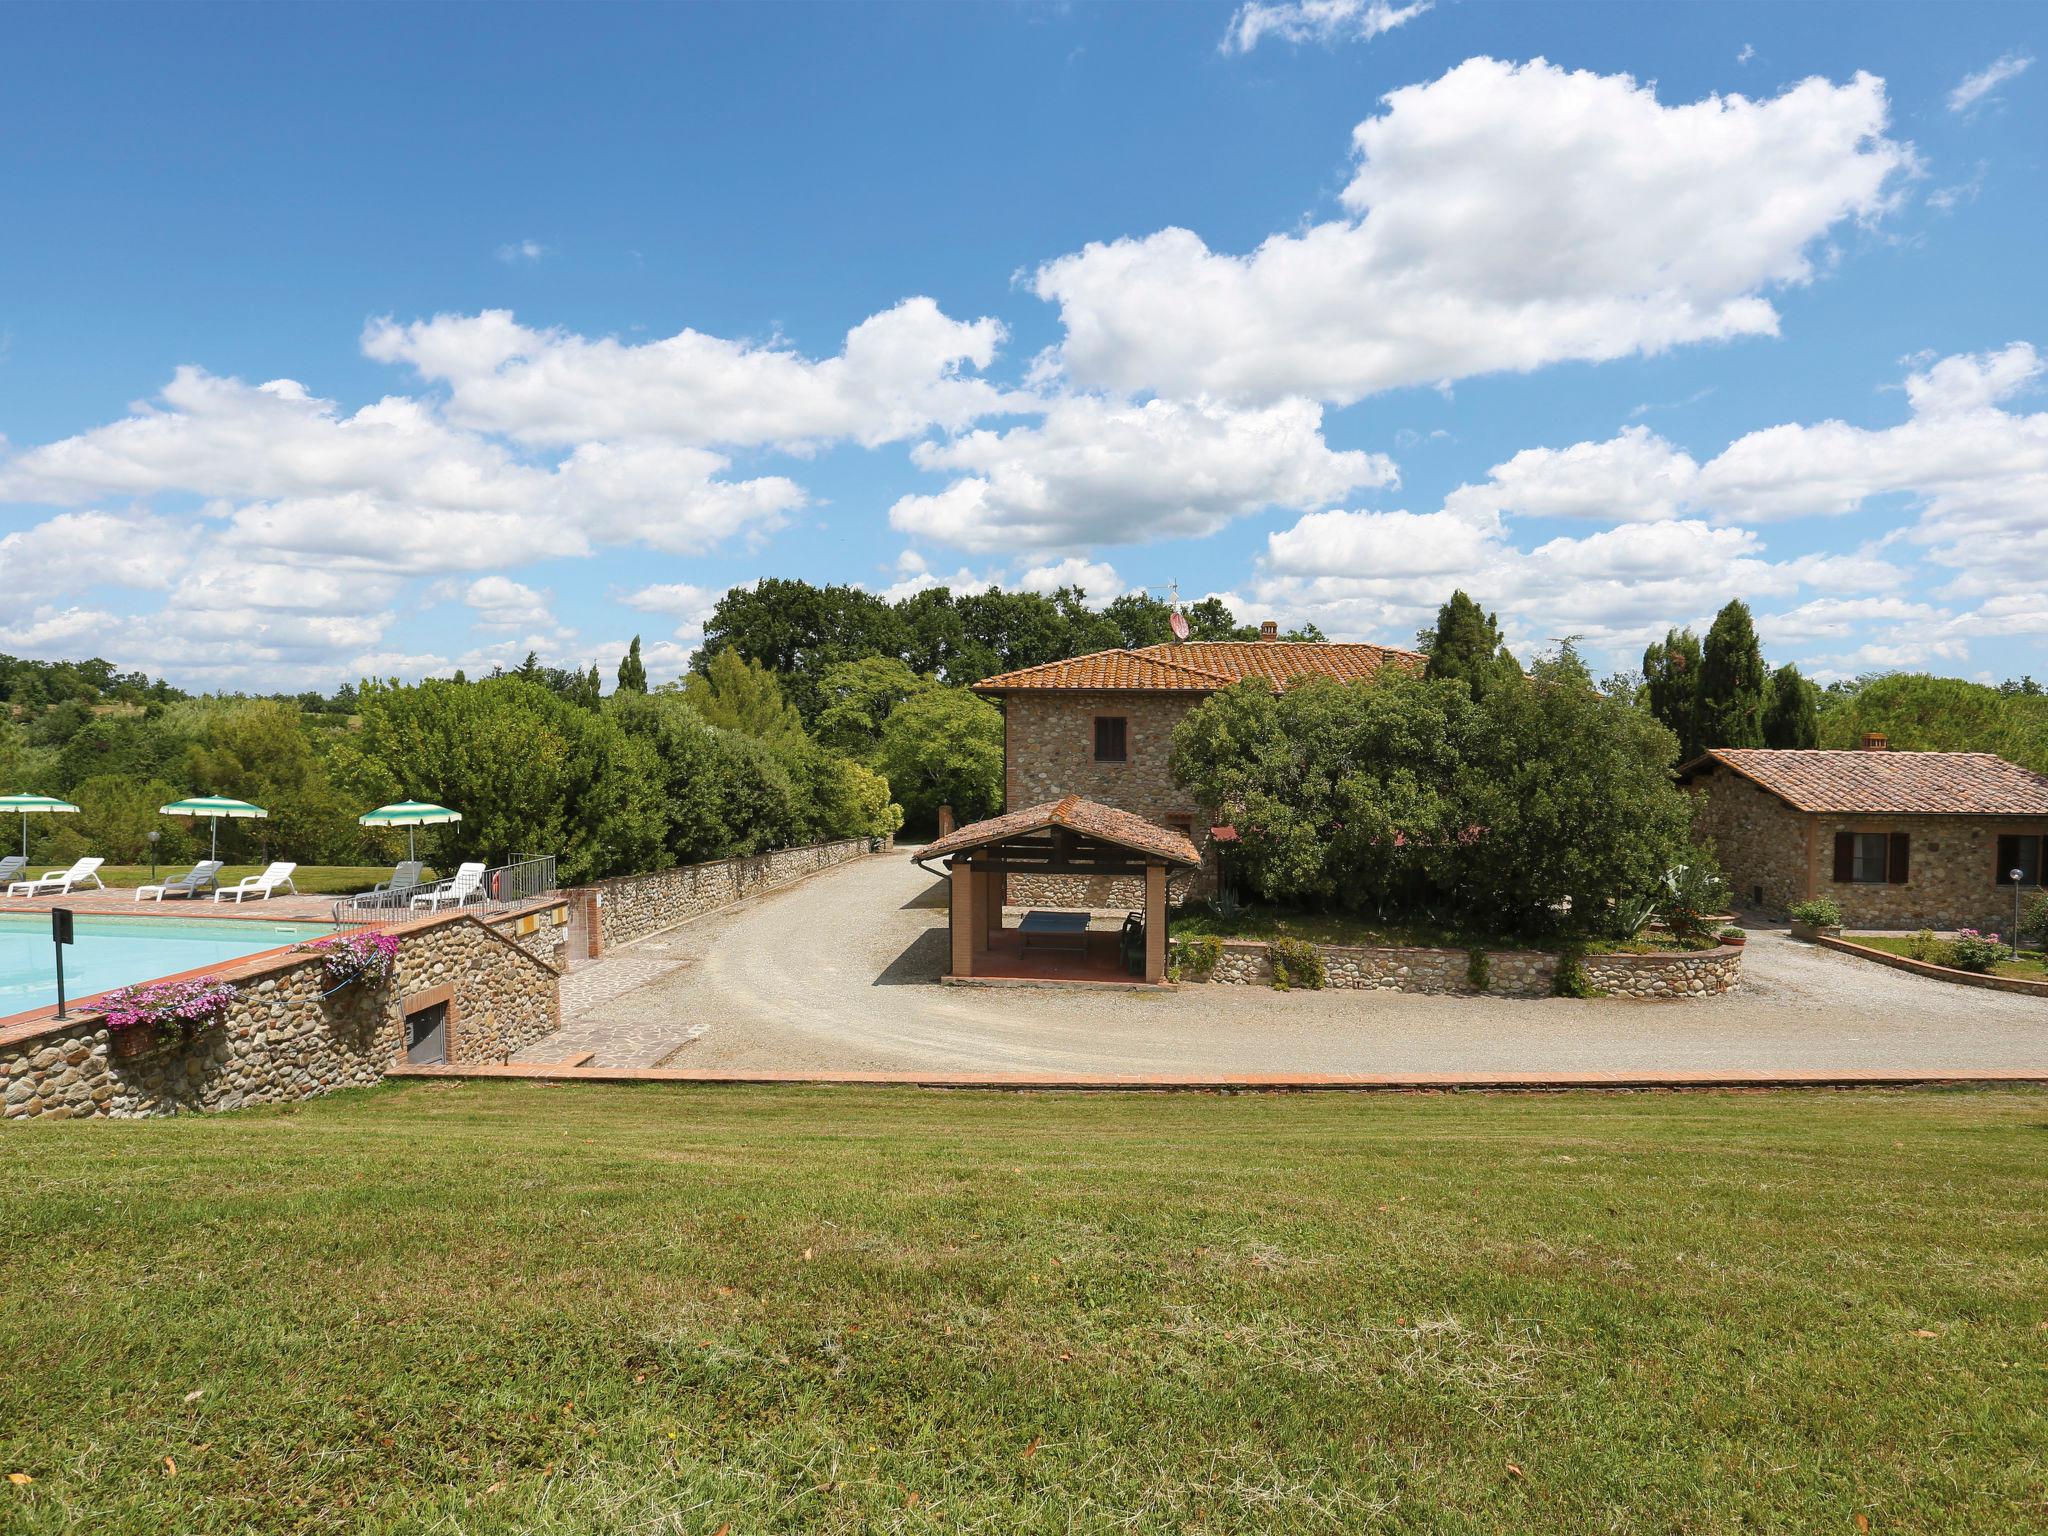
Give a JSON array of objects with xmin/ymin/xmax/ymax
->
[
  {"xmin": 308, "ymin": 930, "xmax": 401, "ymax": 990},
  {"xmin": 101, "ymin": 976, "xmax": 240, "ymax": 1037},
  {"xmin": 1946, "ymin": 929, "xmax": 2006, "ymax": 973}
]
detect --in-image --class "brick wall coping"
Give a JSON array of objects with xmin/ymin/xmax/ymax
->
[
  {"xmin": 1815, "ymin": 934, "xmax": 2048, "ymax": 998},
  {"xmin": 391, "ymin": 1062, "xmax": 2048, "ymax": 1092},
  {"xmin": 0, "ymin": 896, "xmax": 566, "ymax": 1052},
  {"xmin": 575, "ymin": 838, "xmax": 877, "ymax": 895}
]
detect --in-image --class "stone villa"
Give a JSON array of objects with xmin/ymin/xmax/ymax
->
[
  {"xmin": 1678, "ymin": 736, "xmax": 2048, "ymax": 932},
  {"xmin": 972, "ymin": 623, "xmax": 1423, "ymax": 905}
]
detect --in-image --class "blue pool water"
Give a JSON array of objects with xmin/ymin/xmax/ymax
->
[{"xmin": 0, "ymin": 914, "xmax": 335, "ymax": 1015}]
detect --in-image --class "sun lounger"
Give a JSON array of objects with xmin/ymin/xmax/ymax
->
[
  {"xmin": 411, "ymin": 861, "xmax": 486, "ymax": 911},
  {"xmin": 370, "ymin": 860, "xmax": 425, "ymax": 900},
  {"xmin": 214, "ymin": 861, "xmax": 298, "ymax": 903},
  {"xmin": 136, "ymin": 860, "xmax": 225, "ymax": 902},
  {"xmin": 0, "ymin": 856, "xmax": 24, "ymax": 886},
  {"xmin": 8, "ymin": 857, "xmax": 105, "ymax": 897}
]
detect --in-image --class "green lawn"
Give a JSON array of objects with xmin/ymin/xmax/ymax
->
[
  {"xmin": 3, "ymin": 1083, "xmax": 2044, "ymax": 1533},
  {"xmin": 89, "ymin": 864, "xmax": 430, "ymax": 896},
  {"xmin": 1849, "ymin": 934, "xmax": 2047, "ymax": 982}
]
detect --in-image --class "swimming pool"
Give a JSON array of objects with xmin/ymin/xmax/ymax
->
[{"xmin": 0, "ymin": 914, "xmax": 336, "ymax": 1016}]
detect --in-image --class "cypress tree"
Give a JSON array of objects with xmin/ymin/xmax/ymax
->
[
  {"xmin": 1420, "ymin": 589, "xmax": 1518, "ymax": 700},
  {"xmin": 617, "ymin": 635, "xmax": 648, "ymax": 694},
  {"xmin": 1641, "ymin": 627, "xmax": 1703, "ymax": 762},
  {"xmin": 1697, "ymin": 600, "xmax": 1768, "ymax": 749},
  {"xmin": 1762, "ymin": 661, "xmax": 1819, "ymax": 748}
]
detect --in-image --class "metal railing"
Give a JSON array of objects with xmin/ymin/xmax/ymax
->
[{"xmin": 330, "ymin": 854, "xmax": 558, "ymax": 928}]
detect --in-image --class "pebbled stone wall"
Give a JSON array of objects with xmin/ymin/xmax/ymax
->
[
  {"xmin": 577, "ymin": 837, "xmax": 885, "ymax": 951},
  {"xmin": 1202, "ymin": 938, "xmax": 1740, "ymax": 998},
  {"xmin": 2, "ymin": 903, "xmax": 564, "ymax": 1122}
]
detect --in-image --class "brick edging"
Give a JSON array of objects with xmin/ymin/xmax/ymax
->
[
  {"xmin": 1814, "ymin": 934, "xmax": 2048, "ymax": 997},
  {"xmin": 389, "ymin": 1062, "xmax": 2048, "ymax": 1093}
]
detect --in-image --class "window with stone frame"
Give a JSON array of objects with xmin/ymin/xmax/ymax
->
[
  {"xmin": 1093, "ymin": 715, "xmax": 1128, "ymax": 763},
  {"xmin": 1996, "ymin": 833, "xmax": 2044, "ymax": 886},
  {"xmin": 1834, "ymin": 829, "xmax": 1908, "ymax": 885}
]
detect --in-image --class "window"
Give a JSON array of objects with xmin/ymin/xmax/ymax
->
[
  {"xmin": 1833, "ymin": 830, "xmax": 1909, "ymax": 885},
  {"xmin": 1093, "ymin": 716, "xmax": 1127, "ymax": 763},
  {"xmin": 1996, "ymin": 834, "xmax": 2044, "ymax": 886}
]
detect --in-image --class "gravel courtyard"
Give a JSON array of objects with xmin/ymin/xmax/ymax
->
[{"xmin": 531, "ymin": 850, "xmax": 2047, "ymax": 1076}]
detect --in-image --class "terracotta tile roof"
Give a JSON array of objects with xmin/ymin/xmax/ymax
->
[
  {"xmin": 914, "ymin": 795, "xmax": 1202, "ymax": 868},
  {"xmin": 1679, "ymin": 748, "xmax": 2048, "ymax": 816},
  {"xmin": 973, "ymin": 641, "xmax": 1423, "ymax": 694}
]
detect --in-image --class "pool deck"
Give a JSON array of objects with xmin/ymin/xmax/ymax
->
[{"xmin": 0, "ymin": 889, "xmax": 344, "ymax": 923}]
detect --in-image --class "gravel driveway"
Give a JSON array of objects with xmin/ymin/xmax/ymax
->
[{"xmin": 534, "ymin": 850, "xmax": 2046, "ymax": 1076}]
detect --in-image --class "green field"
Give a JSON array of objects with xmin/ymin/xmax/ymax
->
[
  {"xmin": 2, "ymin": 1083, "xmax": 2044, "ymax": 1533},
  {"xmin": 89, "ymin": 865, "xmax": 431, "ymax": 897}
]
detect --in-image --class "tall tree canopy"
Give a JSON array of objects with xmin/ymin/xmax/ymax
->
[
  {"xmin": 1696, "ymin": 600, "xmax": 1768, "ymax": 750},
  {"xmin": 1642, "ymin": 628, "xmax": 1704, "ymax": 763},
  {"xmin": 616, "ymin": 636, "xmax": 647, "ymax": 694},
  {"xmin": 1419, "ymin": 589, "xmax": 1519, "ymax": 700},
  {"xmin": 1762, "ymin": 662, "xmax": 1820, "ymax": 749}
]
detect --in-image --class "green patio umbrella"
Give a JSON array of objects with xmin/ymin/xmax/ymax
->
[
  {"xmin": 159, "ymin": 796, "xmax": 268, "ymax": 860},
  {"xmin": 0, "ymin": 793, "xmax": 80, "ymax": 859},
  {"xmin": 357, "ymin": 800, "xmax": 461, "ymax": 862}
]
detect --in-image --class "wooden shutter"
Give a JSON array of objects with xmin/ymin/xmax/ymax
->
[
  {"xmin": 1832, "ymin": 831, "xmax": 1853, "ymax": 884},
  {"xmin": 1887, "ymin": 832, "xmax": 1910, "ymax": 884}
]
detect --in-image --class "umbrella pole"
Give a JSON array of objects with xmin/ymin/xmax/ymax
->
[
  {"xmin": 19, "ymin": 815, "xmax": 25, "ymax": 860},
  {"xmin": 408, "ymin": 827, "xmax": 417, "ymax": 863},
  {"xmin": 211, "ymin": 818, "xmax": 219, "ymax": 862}
]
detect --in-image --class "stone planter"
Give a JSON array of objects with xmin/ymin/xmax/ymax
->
[
  {"xmin": 1789, "ymin": 921, "xmax": 1842, "ymax": 942},
  {"xmin": 109, "ymin": 1025, "xmax": 158, "ymax": 1062}
]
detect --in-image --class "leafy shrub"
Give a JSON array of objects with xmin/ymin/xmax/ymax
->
[
  {"xmin": 1904, "ymin": 929, "xmax": 1953, "ymax": 966},
  {"xmin": 1267, "ymin": 936, "xmax": 1325, "ymax": 991},
  {"xmin": 1169, "ymin": 935, "xmax": 1223, "ymax": 983},
  {"xmin": 1466, "ymin": 947, "xmax": 1491, "ymax": 992},
  {"xmin": 1717, "ymin": 927, "xmax": 1745, "ymax": 944},
  {"xmin": 1946, "ymin": 930, "xmax": 2006, "ymax": 973},
  {"xmin": 1788, "ymin": 897, "xmax": 1842, "ymax": 929},
  {"xmin": 1552, "ymin": 944, "xmax": 1601, "ymax": 998},
  {"xmin": 2022, "ymin": 893, "xmax": 2048, "ymax": 949}
]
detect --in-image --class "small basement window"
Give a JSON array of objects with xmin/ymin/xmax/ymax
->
[
  {"xmin": 1996, "ymin": 834, "xmax": 2044, "ymax": 886},
  {"xmin": 1094, "ymin": 716, "xmax": 1128, "ymax": 763}
]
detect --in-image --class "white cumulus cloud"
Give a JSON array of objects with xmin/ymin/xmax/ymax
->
[
  {"xmin": 1948, "ymin": 52, "xmax": 2032, "ymax": 114},
  {"xmin": 1221, "ymin": 0, "xmax": 1430, "ymax": 55}
]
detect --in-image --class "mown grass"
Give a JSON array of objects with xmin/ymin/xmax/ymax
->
[
  {"xmin": 89, "ymin": 865, "xmax": 432, "ymax": 896},
  {"xmin": 2, "ymin": 1083, "xmax": 2045, "ymax": 1533},
  {"xmin": 1850, "ymin": 933, "xmax": 2047, "ymax": 981}
]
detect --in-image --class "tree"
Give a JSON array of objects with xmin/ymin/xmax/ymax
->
[
  {"xmin": 1697, "ymin": 600, "xmax": 1768, "ymax": 750},
  {"xmin": 184, "ymin": 699, "xmax": 354, "ymax": 863},
  {"xmin": 1641, "ymin": 627, "xmax": 1704, "ymax": 763},
  {"xmin": 338, "ymin": 677, "xmax": 664, "ymax": 882},
  {"xmin": 616, "ymin": 636, "xmax": 647, "ymax": 695},
  {"xmin": 1817, "ymin": 672, "xmax": 2048, "ymax": 773},
  {"xmin": 813, "ymin": 657, "xmax": 932, "ymax": 760},
  {"xmin": 677, "ymin": 650, "xmax": 809, "ymax": 748},
  {"xmin": 697, "ymin": 579, "xmax": 905, "ymax": 721},
  {"xmin": 72, "ymin": 774, "xmax": 191, "ymax": 864},
  {"xmin": 875, "ymin": 688, "xmax": 1004, "ymax": 828},
  {"xmin": 1419, "ymin": 589, "xmax": 1519, "ymax": 700},
  {"xmin": 1762, "ymin": 662, "xmax": 1819, "ymax": 749},
  {"xmin": 605, "ymin": 690, "xmax": 738, "ymax": 864}
]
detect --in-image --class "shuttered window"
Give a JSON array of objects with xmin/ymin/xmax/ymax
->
[
  {"xmin": 1093, "ymin": 716, "xmax": 1127, "ymax": 763},
  {"xmin": 1996, "ymin": 834, "xmax": 2044, "ymax": 886},
  {"xmin": 1834, "ymin": 830, "xmax": 1909, "ymax": 885}
]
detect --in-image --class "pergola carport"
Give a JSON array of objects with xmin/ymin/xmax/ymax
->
[{"xmin": 913, "ymin": 796, "xmax": 1201, "ymax": 984}]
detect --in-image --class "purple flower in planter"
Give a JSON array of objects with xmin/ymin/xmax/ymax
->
[
  {"xmin": 101, "ymin": 976, "xmax": 239, "ymax": 1034},
  {"xmin": 308, "ymin": 930, "xmax": 402, "ymax": 988}
]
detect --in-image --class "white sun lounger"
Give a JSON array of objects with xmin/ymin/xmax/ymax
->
[
  {"xmin": 136, "ymin": 860, "xmax": 225, "ymax": 902},
  {"xmin": 411, "ymin": 861, "xmax": 486, "ymax": 911},
  {"xmin": 8, "ymin": 857, "xmax": 105, "ymax": 897},
  {"xmin": 214, "ymin": 861, "xmax": 299, "ymax": 903}
]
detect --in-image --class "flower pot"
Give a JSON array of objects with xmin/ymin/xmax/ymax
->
[
  {"xmin": 1720, "ymin": 934, "xmax": 1747, "ymax": 949},
  {"xmin": 1790, "ymin": 922, "xmax": 1843, "ymax": 942}
]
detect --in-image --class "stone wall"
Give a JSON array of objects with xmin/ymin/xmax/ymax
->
[
  {"xmin": 2, "ymin": 904, "xmax": 564, "ymax": 1122},
  {"xmin": 1687, "ymin": 769, "xmax": 1813, "ymax": 912},
  {"xmin": 1688, "ymin": 764, "xmax": 2046, "ymax": 931},
  {"xmin": 1002, "ymin": 690, "xmax": 1210, "ymax": 906},
  {"xmin": 577, "ymin": 837, "xmax": 884, "ymax": 951},
  {"xmin": 1202, "ymin": 938, "xmax": 1740, "ymax": 998}
]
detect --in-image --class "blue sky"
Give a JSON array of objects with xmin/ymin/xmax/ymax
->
[{"xmin": 2, "ymin": 0, "xmax": 2043, "ymax": 690}]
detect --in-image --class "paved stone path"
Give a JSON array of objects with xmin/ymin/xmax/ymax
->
[
  {"xmin": 525, "ymin": 944, "xmax": 699, "ymax": 1068},
  {"xmin": 521, "ymin": 850, "xmax": 2048, "ymax": 1078}
]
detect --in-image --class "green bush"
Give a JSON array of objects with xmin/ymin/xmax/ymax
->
[
  {"xmin": 1466, "ymin": 947, "xmax": 1491, "ymax": 992},
  {"xmin": 1946, "ymin": 930, "xmax": 2007, "ymax": 973},
  {"xmin": 1788, "ymin": 897, "xmax": 1842, "ymax": 929},
  {"xmin": 1168, "ymin": 935, "xmax": 1223, "ymax": 983},
  {"xmin": 2021, "ymin": 893, "xmax": 2048, "ymax": 949},
  {"xmin": 1660, "ymin": 853, "xmax": 1732, "ymax": 944},
  {"xmin": 1552, "ymin": 943, "xmax": 1601, "ymax": 998},
  {"xmin": 1267, "ymin": 936, "xmax": 1325, "ymax": 991},
  {"xmin": 1904, "ymin": 929, "xmax": 1953, "ymax": 966}
]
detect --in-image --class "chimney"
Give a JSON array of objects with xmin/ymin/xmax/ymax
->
[
  {"xmin": 1259, "ymin": 620, "xmax": 1278, "ymax": 642},
  {"xmin": 1860, "ymin": 731, "xmax": 1889, "ymax": 752},
  {"xmin": 936, "ymin": 804, "xmax": 955, "ymax": 836}
]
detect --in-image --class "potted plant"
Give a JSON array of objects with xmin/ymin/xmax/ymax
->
[
  {"xmin": 1788, "ymin": 897, "xmax": 1843, "ymax": 941},
  {"xmin": 1718, "ymin": 926, "xmax": 1746, "ymax": 948},
  {"xmin": 102, "ymin": 976, "xmax": 240, "ymax": 1062},
  {"xmin": 305, "ymin": 931, "xmax": 401, "ymax": 997}
]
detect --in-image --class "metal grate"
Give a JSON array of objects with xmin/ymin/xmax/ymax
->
[{"xmin": 330, "ymin": 854, "xmax": 558, "ymax": 929}]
